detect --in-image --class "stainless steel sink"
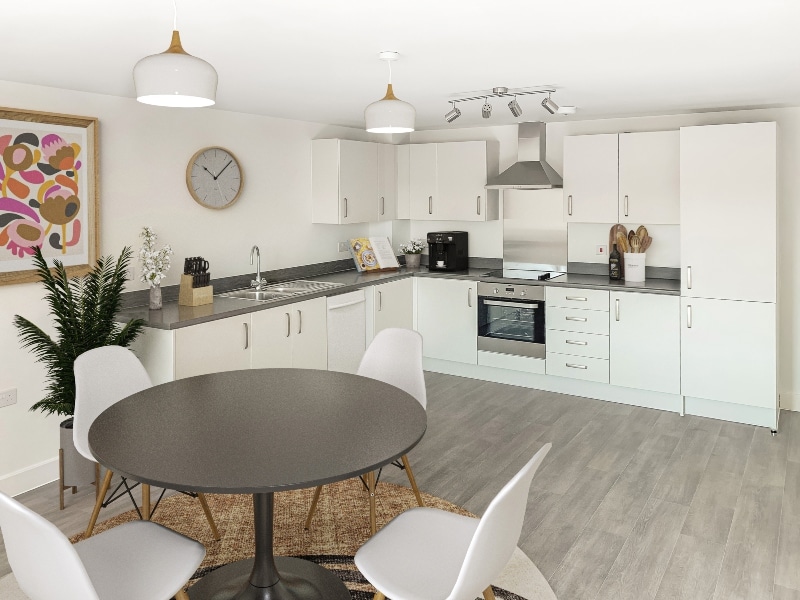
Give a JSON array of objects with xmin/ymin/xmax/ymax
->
[{"xmin": 218, "ymin": 280, "xmax": 344, "ymax": 303}]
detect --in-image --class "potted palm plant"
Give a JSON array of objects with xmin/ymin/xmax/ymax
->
[{"xmin": 13, "ymin": 245, "xmax": 145, "ymax": 508}]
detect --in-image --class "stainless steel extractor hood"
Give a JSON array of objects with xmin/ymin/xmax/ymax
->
[{"xmin": 485, "ymin": 122, "xmax": 563, "ymax": 189}]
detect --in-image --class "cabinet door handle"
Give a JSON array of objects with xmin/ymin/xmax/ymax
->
[
  {"xmin": 244, "ymin": 322, "xmax": 249, "ymax": 350},
  {"xmin": 380, "ymin": 196, "xmax": 385, "ymax": 215},
  {"xmin": 568, "ymin": 195, "xmax": 573, "ymax": 216},
  {"xmin": 566, "ymin": 340, "xmax": 588, "ymax": 346},
  {"xmin": 687, "ymin": 266, "xmax": 692, "ymax": 289},
  {"xmin": 566, "ymin": 363, "xmax": 588, "ymax": 370},
  {"xmin": 477, "ymin": 195, "xmax": 481, "ymax": 215},
  {"xmin": 297, "ymin": 310, "xmax": 303, "ymax": 334},
  {"xmin": 377, "ymin": 290, "xmax": 382, "ymax": 311},
  {"xmin": 566, "ymin": 316, "xmax": 588, "ymax": 322},
  {"xmin": 343, "ymin": 197, "xmax": 348, "ymax": 218},
  {"xmin": 615, "ymin": 298, "xmax": 620, "ymax": 321},
  {"xmin": 687, "ymin": 304, "xmax": 692, "ymax": 329},
  {"xmin": 624, "ymin": 195, "xmax": 629, "ymax": 217},
  {"xmin": 285, "ymin": 313, "xmax": 291, "ymax": 338},
  {"xmin": 428, "ymin": 196, "xmax": 433, "ymax": 215},
  {"xmin": 566, "ymin": 296, "xmax": 587, "ymax": 302},
  {"xmin": 468, "ymin": 288, "xmax": 473, "ymax": 308}
]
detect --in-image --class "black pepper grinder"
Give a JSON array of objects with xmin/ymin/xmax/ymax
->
[{"xmin": 609, "ymin": 243, "xmax": 621, "ymax": 280}]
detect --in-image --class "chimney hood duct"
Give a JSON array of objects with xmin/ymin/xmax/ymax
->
[{"xmin": 485, "ymin": 122, "xmax": 563, "ymax": 189}]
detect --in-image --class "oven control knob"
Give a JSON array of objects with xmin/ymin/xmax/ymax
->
[
  {"xmin": 520, "ymin": 291, "xmax": 526, "ymax": 296},
  {"xmin": 493, "ymin": 288, "xmax": 499, "ymax": 294}
]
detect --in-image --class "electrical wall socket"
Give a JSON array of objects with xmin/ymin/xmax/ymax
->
[
  {"xmin": 596, "ymin": 245, "xmax": 608, "ymax": 256},
  {"xmin": 0, "ymin": 388, "xmax": 17, "ymax": 408},
  {"xmin": 125, "ymin": 267, "xmax": 135, "ymax": 281},
  {"xmin": 337, "ymin": 241, "xmax": 349, "ymax": 253}
]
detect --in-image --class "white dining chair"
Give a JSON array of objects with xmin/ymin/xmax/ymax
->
[
  {"xmin": 305, "ymin": 328, "xmax": 426, "ymax": 534},
  {"xmin": 355, "ymin": 443, "xmax": 552, "ymax": 600},
  {"xmin": 0, "ymin": 491, "xmax": 205, "ymax": 600},
  {"xmin": 74, "ymin": 345, "xmax": 219, "ymax": 539}
]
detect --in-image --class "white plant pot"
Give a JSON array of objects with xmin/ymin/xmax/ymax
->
[
  {"xmin": 59, "ymin": 418, "xmax": 97, "ymax": 509},
  {"xmin": 624, "ymin": 253, "xmax": 646, "ymax": 282}
]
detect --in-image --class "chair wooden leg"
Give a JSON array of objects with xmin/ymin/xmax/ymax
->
[
  {"xmin": 366, "ymin": 470, "xmax": 377, "ymax": 535},
  {"xmin": 400, "ymin": 454, "xmax": 424, "ymax": 507},
  {"xmin": 197, "ymin": 493, "xmax": 221, "ymax": 540},
  {"xmin": 94, "ymin": 463, "xmax": 101, "ymax": 501},
  {"xmin": 373, "ymin": 592, "xmax": 385, "ymax": 600},
  {"xmin": 483, "ymin": 586, "xmax": 496, "ymax": 600},
  {"xmin": 85, "ymin": 469, "xmax": 114, "ymax": 538},
  {"xmin": 142, "ymin": 483, "xmax": 151, "ymax": 520},
  {"xmin": 175, "ymin": 588, "xmax": 190, "ymax": 600},
  {"xmin": 304, "ymin": 485, "xmax": 323, "ymax": 530}
]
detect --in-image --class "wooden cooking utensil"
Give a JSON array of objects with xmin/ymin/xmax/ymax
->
[
  {"xmin": 636, "ymin": 225, "xmax": 649, "ymax": 241},
  {"xmin": 630, "ymin": 235, "xmax": 641, "ymax": 253},
  {"xmin": 640, "ymin": 235, "xmax": 652, "ymax": 253},
  {"xmin": 616, "ymin": 231, "xmax": 629, "ymax": 253}
]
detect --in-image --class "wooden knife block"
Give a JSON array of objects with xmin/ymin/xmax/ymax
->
[{"xmin": 178, "ymin": 274, "xmax": 213, "ymax": 306}]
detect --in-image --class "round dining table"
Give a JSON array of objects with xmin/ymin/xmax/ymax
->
[{"xmin": 89, "ymin": 368, "xmax": 427, "ymax": 600}]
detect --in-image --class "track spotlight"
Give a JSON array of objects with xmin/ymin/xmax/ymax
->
[
  {"xmin": 482, "ymin": 98, "xmax": 492, "ymax": 119},
  {"xmin": 508, "ymin": 96, "xmax": 522, "ymax": 117},
  {"xmin": 541, "ymin": 93, "xmax": 559, "ymax": 115},
  {"xmin": 445, "ymin": 102, "xmax": 461, "ymax": 123}
]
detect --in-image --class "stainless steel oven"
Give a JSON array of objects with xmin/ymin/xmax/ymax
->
[{"xmin": 477, "ymin": 282, "xmax": 545, "ymax": 358}]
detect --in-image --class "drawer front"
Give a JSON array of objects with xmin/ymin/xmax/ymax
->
[
  {"xmin": 546, "ymin": 352, "xmax": 610, "ymax": 383},
  {"xmin": 546, "ymin": 306, "xmax": 610, "ymax": 335},
  {"xmin": 546, "ymin": 329, "xmax": 609, "ymax": 359},
  {"xmin": 546, "ymin": 287, "xmax": 609, "ymax": 311}
]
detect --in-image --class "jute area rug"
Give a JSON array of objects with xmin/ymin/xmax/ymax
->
[{"xmin": 0, "ymin": 479, "xmax": 556, "ymax": 600}]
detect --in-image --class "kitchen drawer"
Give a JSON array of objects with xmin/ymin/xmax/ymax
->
[
  {"xmin": 546, "ymin": 329, "xmax": 609, "ymax": 360},
  {"xmin": 546, "ymin": 287, "xmax": 609, "ymax": 311},
  {"xmin": 546, "ymin": 352, "xmax": 610, "ymax": 383},
  {"xmin": 546, "ymin": 306, "xmax": 610, "ymax": 335}
]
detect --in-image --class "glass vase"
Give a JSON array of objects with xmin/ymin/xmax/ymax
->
[{"xmin": 149, "ymin": 284, "xmax": 162, "ymax": 310}]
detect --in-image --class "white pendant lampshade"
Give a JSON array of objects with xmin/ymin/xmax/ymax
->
[
  {"xmin": 365, "ymin": 52, "xmax": 415, "ymax": 133},
  {"xmin": 134, "ymin": 30, "xmax": 218, "ymax": 108}
]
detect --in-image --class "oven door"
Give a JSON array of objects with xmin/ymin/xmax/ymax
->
[{"xmin": 477, "ymin": 296, "xmax": 545, "ymax": 358}]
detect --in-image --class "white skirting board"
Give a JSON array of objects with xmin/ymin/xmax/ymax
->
[{"xmin": 0, "ymin": 457, "xmax": 58, "ymax": 497}]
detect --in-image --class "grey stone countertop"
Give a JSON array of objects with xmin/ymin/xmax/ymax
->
[{"xmin": 119, "ymin": 266, "xmax": 680, "ymax": 331}]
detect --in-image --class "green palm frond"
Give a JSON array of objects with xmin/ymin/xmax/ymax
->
[{"xmin": 14, "ymin": 246, "xmax": 146, "ymax": 417}]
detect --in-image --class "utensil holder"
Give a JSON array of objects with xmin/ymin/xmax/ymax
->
[
  {"xmin": 624, "ymin": 253, "xmax": 646, "ymax": 282},
  {"xmin": 179, "ymin": 274, "xmax": 213, "ymax": 306}
]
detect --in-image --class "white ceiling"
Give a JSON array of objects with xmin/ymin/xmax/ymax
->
[{"xmin": 4, "ymin": 1, "xmax": 799, "ymax": 129}]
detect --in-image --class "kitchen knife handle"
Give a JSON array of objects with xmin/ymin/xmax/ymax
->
[
  {"xmin": 568, "ymin": 195, "xmax": 573, "ymax": 216},
  {"xmin": 477, "ymin": 195, "xmax": 481, "ymax": 215},
  {"xmin": 687, "ymin": 304, "xmax": 692, "ymax": 329},
  {"xmin": 244, "ymin": 322, "xmax": 249, "ymax": 350},
  {"xmin": 285, "ymin": 313, "xmax": 291, "ymax": 338},
  {"xmin": 297, "ymin": 310, "xmax": 303, "ymax": 335},
  {"xmin": 687, "ymin": 266, "xmax": 692, "ymax": 289},
  {"xmin": 624, "ymin": 195, "xmax": 629, "ymax": 217},
  {"xmin": 343, "ymin": 197, "xmax": 348, "ymax": 219},
  {"xmin": 429, "ymin": 196, "xmax": 433, "ymax": 215},
  {"xmin": 615, "ymin": 298, "xmax": 620, "ymax": 321}
]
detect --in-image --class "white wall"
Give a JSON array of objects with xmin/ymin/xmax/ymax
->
[{"xmin": 0, "ymin": 80, "xmax": 385, "ymax": 494}]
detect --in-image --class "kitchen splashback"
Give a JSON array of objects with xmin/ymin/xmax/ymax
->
[{"xmin": 567, "ymin": 223, "xmax": 681, "ymax": 268}]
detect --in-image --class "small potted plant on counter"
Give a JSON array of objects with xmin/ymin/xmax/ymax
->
[{"xmin": 399, "ymin": 239, "xmax": 425, "ymax": 269}]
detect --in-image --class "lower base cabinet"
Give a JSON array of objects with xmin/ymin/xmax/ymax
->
[
  {"xmin": 416, "ymin": 277, "xmax": 477, "ymax": 364},
  {"xmin": 251, "ymin": 297, "xmax": 328, "ymax": 370},
  {"xmin": 610, "ymin": 292, "xmax": 680, "ymax": 394},
  {"xmin": 680, "ymin": 297, "xmax": 776, "ymax": 409},
  {"xmin": 372, "ymin": 278, "xmax": 414, "ymax": 338},
  {"xmin": 175, "ymin": 314, "xmax": 251, "ymax": 380}
]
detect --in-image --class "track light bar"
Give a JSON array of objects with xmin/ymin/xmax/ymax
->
[{"xmin": 444, "ymin": 86, "xmax": 574, "ymax": 122}]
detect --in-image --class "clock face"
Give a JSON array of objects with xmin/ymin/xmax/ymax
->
[{"xmin": 186, "ymin": 147, "xmax": 243, "ymax": 209}]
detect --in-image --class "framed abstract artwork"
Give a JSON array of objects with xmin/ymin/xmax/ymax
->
[{"xmin": 0, "ymin": 107, "xmax": 98, "ymax": 286}]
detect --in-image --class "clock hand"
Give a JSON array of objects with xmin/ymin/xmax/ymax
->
[
  {"xmin": 202, "ymin": 165, "xmax": 218, "ymax": 178},
  {"xmin": 215, "ymin": 160, "xmax": 233, "ymax": 179}
]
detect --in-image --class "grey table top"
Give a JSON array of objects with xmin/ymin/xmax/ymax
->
[{"xmin": 88, "ymin": 368, "xmax": 427, "ymax": 494}]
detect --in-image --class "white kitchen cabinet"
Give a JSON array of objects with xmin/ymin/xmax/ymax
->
[
  {"xmin": 416, "ymin": 277, "xmax": 477, "ymax": 364},
  {"xmin": 377, "ymin": 144, "xmax": 397, "ymax": 221},
  {"xmin": 396, "ymin": 144, "xmax": 410, "ymax": 219},
  {"xmin": 174, "ymin": 314, "xmax": 251, "ymax": 380},
  {"xmin": 563, "ymin": 134, "xmax": 619, "ymax": 223},
  {"xmin": 680, "ymin": 122, "xmax": 776, "ymax": 302},
  {"xmin": 564, "ymin": 131, "xmax": 679, "ymax": 224},
  {"xmin": 618, "ymin": 130, "xmax": 680, "ymax": 224},
  {"xmin": 408, "ymin": 141, "xmax": 499, "ymax": 221},
  {"xmin": 371, "ymin": 278, "xmax": 414, "ymax": 340},
  {"xmin": 312, "ymin": 139, "xmax": 378, "ymax": 224},
  {"xmin": 609, "ymin": 292, "xmax": 680, "ymax": 394},
  {"xmin": 680, "ymin": 297, "xmax": 776, "ymax": 409},
  {"xmin": 251, "ymin": 297, "xmax": 327, "ymax": 370}
]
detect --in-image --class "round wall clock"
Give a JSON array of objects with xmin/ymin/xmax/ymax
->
[{"xmin": 186, "ymin": 146, "xmax": 243, "ymax": 209}]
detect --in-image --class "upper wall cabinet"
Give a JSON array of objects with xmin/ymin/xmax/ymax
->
[
  {"xmin": 377, "ymin": 144, "xmax": 397, "ymax": 221},
  {"xmin": 564, "ymin": 131, "xmax": 679, "ymax": 225},
  {"xmin": 312, "ymin": 139, "xmax": 379, "ymax": 224},
  {"xmin": 408, "ymin": 141, "xmax": 500, "ymax": 221}
]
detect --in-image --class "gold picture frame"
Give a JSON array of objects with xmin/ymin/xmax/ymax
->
[{"xmin": 0, "ymin": 107, "xmax": 99, "ymax": 286}]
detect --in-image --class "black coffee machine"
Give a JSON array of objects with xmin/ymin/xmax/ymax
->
[{"xmin": 427, "ymin": 231, "xmax": 468, "ymax": 271}]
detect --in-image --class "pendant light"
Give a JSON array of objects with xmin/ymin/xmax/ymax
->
[
  {"xmin": 133, "ymin": 0, "xmax": 218, "ymax": 107},
  {"xmin": 364, "ymin": 52, "xmax": 415, "ymax": 133}
]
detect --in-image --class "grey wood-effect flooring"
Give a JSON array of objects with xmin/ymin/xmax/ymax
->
[{"xmin": 2, "ymin": 371, "xmax": 798, "ymax": 600}]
